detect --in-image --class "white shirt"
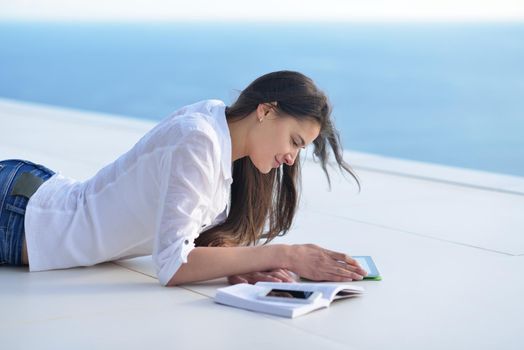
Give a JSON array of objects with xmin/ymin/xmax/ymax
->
[{"xmin": 24, "ymin": 99, "xmax": 233, "ymax": 286}]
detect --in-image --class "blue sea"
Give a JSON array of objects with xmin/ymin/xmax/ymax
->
[{"xmin": 1, "ymin": 21, "xmax": 523, "ymax": 176}]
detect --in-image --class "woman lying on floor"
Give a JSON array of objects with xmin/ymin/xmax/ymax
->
[{"xmin": 0, "ymin": 70, "xmax": 367, "ymax": 286}]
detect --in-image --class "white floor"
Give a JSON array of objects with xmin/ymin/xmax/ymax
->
[{"xmin": 1, "ymin": 98, "xmax": 523, "ymax": 350}]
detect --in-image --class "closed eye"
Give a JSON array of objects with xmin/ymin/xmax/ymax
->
[{"xmin": 292, "ymin": 136, "xmax": 306, "ymax": 149}]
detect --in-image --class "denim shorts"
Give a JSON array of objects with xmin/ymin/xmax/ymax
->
[{"xmin": 0, "ymin": 159, "xmax": 55, "ymax": 266}]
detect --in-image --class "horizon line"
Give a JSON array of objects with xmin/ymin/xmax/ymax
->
[{"xmin": 1, "ymin": 17, "xmax": 524, "ymax": 24}]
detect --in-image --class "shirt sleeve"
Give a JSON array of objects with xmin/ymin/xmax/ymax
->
[{"xmin": 153, "ymin": 127, "xmax": 220, "ymax": 286}]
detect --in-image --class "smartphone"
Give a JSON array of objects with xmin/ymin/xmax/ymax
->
[{"xmin": 257, "ymin": 288, "xmax": 322, "ymax": 304}]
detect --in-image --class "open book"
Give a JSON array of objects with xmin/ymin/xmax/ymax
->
[{"xmin": 214, "ymin": 281, "xmax": 365, "ymax": 318}]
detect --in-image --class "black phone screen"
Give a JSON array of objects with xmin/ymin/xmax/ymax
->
[{"xmin": 266, "ymin": 289, "xmax": 314, "ymax": 299}]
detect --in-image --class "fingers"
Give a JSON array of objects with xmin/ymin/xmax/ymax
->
[
  {"xmin": 333, "ymin": 264, "xmax": 364, "ymax": 280},
  {"xmin": 247, "ymin": 272, "xmax": 282, "ymax": 284},
  {"xmin": 228, "ymin": 273, "xmax": 278, "ymax": 285},
  {"xmin": 228, "ymin": 269, "xmax": 298, "ymax": 286},
  {"xmin": 293, "ymin": 244, "xmax": 369, "ymax": 282},
  {"xmin": 227, "ymin": 275, "xmax": 248, "ymax": 285},
  {"xmin": 325, "ymin": 271, "xmax": 356, "ymax": 282},
  {"xmin": 268, "ymin": 268, "xmax": 296, "ymax": 282},
  {"xmin": 335, "ymin": 260, "xmax": 367, "ymax": 279},
  {"xmin": 327, "ymin": 249, "xmax": 358, "ymax": 266},
  {"xmin": 325, "ymin": 249, "xmax": 368, "ymax": 277}
]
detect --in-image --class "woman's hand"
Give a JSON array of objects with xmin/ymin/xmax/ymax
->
[
  {"xmin": 287, "ymin": 244, "xmax": 368, "ymax": 282},
  {"xmin": 227, "ymin": 268, "xmax": 298, "ymax": 285}
]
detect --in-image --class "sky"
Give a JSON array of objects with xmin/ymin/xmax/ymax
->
[{"xmin": 1, "ymin": 0, "xmax": 524, "ymax": 22}]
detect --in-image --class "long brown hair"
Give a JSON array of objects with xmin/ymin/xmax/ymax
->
[{"xmin": 195, "ymin": 70, "xmax": 360, "ymax": 248}]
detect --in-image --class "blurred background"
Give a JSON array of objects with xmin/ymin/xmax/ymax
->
[{"xmin": 0, "ymin": 0, "xmax": 523, "ymax": 176}]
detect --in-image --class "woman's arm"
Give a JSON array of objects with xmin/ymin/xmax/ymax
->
[
  {"xmin": 167, "ymin": 244, "xmax": 289, "ymax": 286},
  {"xmin": 166, "ymin": 243, "xmax": 367, "ymax": 286}
]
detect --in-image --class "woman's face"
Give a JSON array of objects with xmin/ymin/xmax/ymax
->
[{"xmin": 247, "ymin": 103, "xmax": 321, "ymax": 174}]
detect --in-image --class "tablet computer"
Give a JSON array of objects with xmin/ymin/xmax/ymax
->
[{"xmin": 352, "ymin": 256, "xmax": 382, "ymax": 280}]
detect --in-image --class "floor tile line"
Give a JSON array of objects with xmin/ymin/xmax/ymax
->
[
  {"xmin": 111, "ymin": 261, "xmax": 157, "ymax": 280},
  {"xmin": 307, "ymin": 209, "xmax": 516, "ymax": 256},
  {"xmin": 352, "ymin": 165, "xmax": 524, "ymax": 196},
  {"xmin": 110, "ymin": 261, "xmax": 214, "ymax": 298}
]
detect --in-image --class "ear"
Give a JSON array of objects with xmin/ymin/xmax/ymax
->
[
  {"xmin": 261, "ymin": 101, "xmax": 278, "ymax": 115},
  {"xmin": 257, "ymin": 102, "xmax": 276, "ymax": 117}
]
